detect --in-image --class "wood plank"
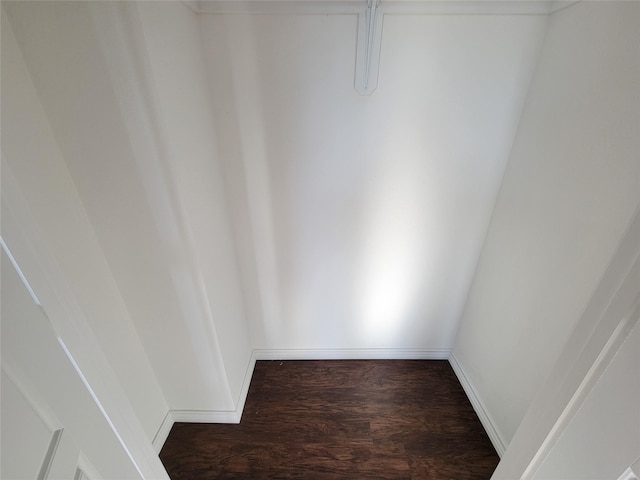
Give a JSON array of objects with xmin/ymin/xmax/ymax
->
[{"xmin": 160, "ymin": 360, "xmax": 499, "ymax": 479}]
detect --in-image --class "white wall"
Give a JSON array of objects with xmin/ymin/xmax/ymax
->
[
  {"xmin": 200, "ymin": 10, "xmax": 548, "ymax": 352},
  {"xmin": 533, "ymin": 320, "xmax": 640, "ymax": 480},
  {"xmin": 3, "ymin": 0, "xmax": 252, "ymax": 416},
  {"xmin": 453, "ymin": 0, "xmax": 640, "ymax": 447},
  {"xmin": 1, "ymin": 1, "xmax": 551, "ymax": 446},
  {"xmin": 135, "ymin": 0, "xmax": 252, "ymax": 410},
  {"xmin": 1, "ymin": 5, "xmax": 168, "ymax": 442}
]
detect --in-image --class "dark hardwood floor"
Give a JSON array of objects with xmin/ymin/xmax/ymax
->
[{"xmin": 160, "ymin": 360, "xmax": 499, "ymax": 479}]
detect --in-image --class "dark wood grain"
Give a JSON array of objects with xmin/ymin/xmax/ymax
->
[{"xmin": 160, "ymin": 360, "xmax": 499, "ymax": 479}]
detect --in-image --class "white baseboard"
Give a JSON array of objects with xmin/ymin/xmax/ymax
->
[
  {"xmin": 151, "ymin": 352, "xmax": 258, "ymax": 452},
  {"xmin": 170, "ymin": 409, "xmax": 240, "ymax": 423},
  {"xmin": 151, "ymin": 348, "xmax": 451, "ymax": 452},
  {"xmin": 151, "ymin": 411, "xmax": 175, "ymax": 453},
  {"xmin": 448, "ymin": 351, "xmax": 507, "ymax": 457},
  {"xmin": 235, "ymin": 350, "xmax": 257, "ymax": 423},
  {"xmin": 253, "ymin": 348, "xmax": 451, "ymax": 360},
  {"xmin": 151, "ymin": 408, "xmax": 238, "ymax": 453}
]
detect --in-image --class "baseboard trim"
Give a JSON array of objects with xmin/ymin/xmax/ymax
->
[
  {"xmin": 171, "ymin": 409, "xmax": 240, "ymax": 423},
  {"xmin": 253, "ymin": 348, "xmax": 451, "ymax": 360},
  {"xmin": 449, "ymin": 351, "xmax": 507, "ymax": 457},
  {"xmin": 152, "ymin": 352, "xmax": 258, "ymax": 452},
  {"xmin": 151, "ymin": 411, "xmax": 175, "ymax": 453},
  {"xmin": 235, "ymin": 350, "xmax": 257, "ymax": 423},
  {"xmin": 152, "ymin": 407, "xmax": 242, "ymax": 453},
  {"xmin": 151, "ymin": 348, "xmax": 452, "ymax": 452}
]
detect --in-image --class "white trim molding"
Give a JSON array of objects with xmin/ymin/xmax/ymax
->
[
  {"xmin": 152, "ymin": 351, "xmax": 258, "ymax": 452},
  {"xmin": 190, "ymin": 0, "xmax": 557, "ymax": 95},
  {"xmin": 236, "ymin": 351, "xmax": 258, "ymax": 422},
  {"xmin": 618, "ymin": 467, "xmax": 640, "ymax": 480},
  {"xmin": 151, "ymin": 411, "xmax": 176, "ymax": 454},
  {"xmin": 617, "ymin": 456, "xmax": 640, "ymax": 480},
  {"xmin": 37, "ymin": 429, "xmax": 64, "ymax": 480},
  {"xmin": 76, "ymin": 452, "xmax": 103, "ymax": 480},
  {"xmin": 193, "ymin": 1, "xmax": 557, "ymax": 16},
  {"xmin": 522, "ymin": 288, "xmax": 640, "ymax": 479},
  {"xmin": 152, "ymin": 409, "xmax": 238, "ymax": 453},
  {"xmin": 448, "ymin": 351, "xmax": 507, "ymax": 457},
  {"xmin": 0, "ymin": 362, "xmax": 63, "ymax": 433},
  {"xmin": 170, "ymin": 410, "xmax": 240, "ymax": 424},
  {"xmin": 253, "ymin": 348, "xmax": 450, "ymax": 360},
  {"xmin": 151, "ymin": 347, "xmax": 450, "ymax": 451}
]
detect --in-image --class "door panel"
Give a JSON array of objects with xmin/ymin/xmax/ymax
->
[
  {"xmin": 0, "ymin": 371, "xmax": 53, "ymax": 479},
  {"xmin": 1, "ymin": 248, "xmax": 141, "ymax": 479}
]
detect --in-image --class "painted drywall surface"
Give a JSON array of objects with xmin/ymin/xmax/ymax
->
[
  {"xmin": 453, "ymin": 1, "xmax": 640, "ymax": 445},
  {"xmin": 1, "ymin": 5, "xmax": 170, "ymax": 440},
  {"xmin": 135, "ymin": 0, "xmax": 252, "ymax": 407},
  {"xmin": 1, "ymin": 252, "xmax": 143, "ymax": 480},
  {"xmin": 533, "ymin": 320, "xmax": 640, "ymax": 480},
  {"xmin": 200, "ymin": 12, "xmax": 548, "ymax": 350}
]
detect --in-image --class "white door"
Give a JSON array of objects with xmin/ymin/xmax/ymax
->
[
  {"xmin": 1, "ymin": 369, "xmax": 62, "ymax": 479},
  {"xmin": 1, "ymin": 247, "xmax": 136, "ymax": 479}
]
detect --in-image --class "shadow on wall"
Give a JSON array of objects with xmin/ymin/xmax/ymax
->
[
  {"xmin": 202, "ymin": 11, "xmax": 547, "ymax": 350},
  {"xmin": 203, "ymin": 14, "xmax": 284, "ymax": 347}
]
